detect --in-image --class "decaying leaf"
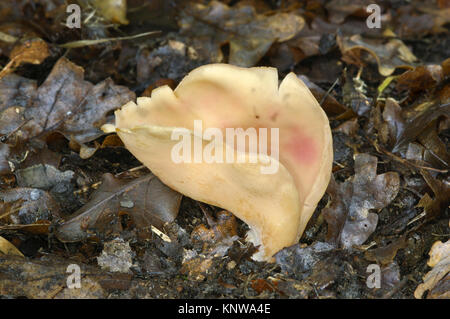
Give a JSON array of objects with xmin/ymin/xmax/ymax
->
[
  {"xmin": 415, "ymin": 239, "xmax": 450, "ymax": 299},
  {"xmin": 0, "ymin": 187, "xmax": 60, "ymax": 227},
  {"xmin": 338, "ymin": 31, "xmax": 418, "ymax": 76},
  {"xmin": 323, "ymin": 154, "xmax": 400, "ymax": 248},
  {"xmin": 391, "ymin": 102, "xmax": 450, "ymax": 159},
  {"xmin": 396, "ymin": 3, "xmax": 450, "ymax": 37},
  {"xmin": 0, "ymin": 74, "xmax": 36, "ymax": 112},
  {"xmin": 179, "ymin": 1, "xmax": 304, "ymax": 66},
  {"xmin": 298, "ymin": 75, "xmax": 348, "ymax": 116},
  {"xmin": 55, "ymin": 173, "xmax": 182, "ymax": 242},
  {"xmin": 275, "ymin": 241, "xmax": 335, "ymax": 276},
  {"xmin": 22, "ymin": 58, "xmax": 135, "ymax": 144},
  {"xmin": 325, "ymin": 0, "xmax": 377, "ymax": 24},
  {"xmin": 364, "ymin": 236, "xmax": 407, "ymax": 266},
  {"xmin": 97, "ymin": 238, "xmax": 134, "ymax": 273},
  {"xmin": 179, "ymin": 255, "xmax": 214, "ymax": 282},
  {"xmin": 416, "ymin": 170, "xmax": 450, "ymax": 223},
  {"xmin": 0, "ymin": 57, "xmax": 135, "ymax": 167},
  {"xmin": 135, "ymin": 40, "xmax": 202, "ymax": 85},
  {"xmin": 0, "ymin": 58, "xmax": 135, "ymax": 159},
  {"xmin": 190, "ymin": 209, "xmax": 239, "ymax": 258},
  {"xmin": 334, "ymin": 118, "xmax": 359, "ymax": 136},
  {"xmin": 14, "ymin": 164, "xmax": 74, "ymax": 189},
  {"xmin": 180, "ymin": 209, "xmax": 240, "ymax": 282},
  {"xmin": 0, "ymin": 38, "xmax": 49, "ymax": 79},
  {"xmin": 396, "ymin": 64, "xmax": 444, "ymax": 94},
  {"xmin": 0, "ymin": 143, "xmax": 10, "ymax": 174},
  {"xmin": 0, "ymin": 254, "xmax": 133, "ymax": 298},
  {"xmin": 0, "ymin": 235, "xmax": 24, "ymax": 257},
  {"xmin": 380, "ymin": 98, "xmax": 404, "ymax": 148}
]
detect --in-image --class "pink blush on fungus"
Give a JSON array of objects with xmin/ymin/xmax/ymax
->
[{"xmin": 286, "ymin": 128, "xmax": 318, "ymax": 165}]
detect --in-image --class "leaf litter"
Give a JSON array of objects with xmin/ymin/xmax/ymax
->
[{"xmin": 0, "ymin": 0, "xmax": 449, "ymax": 299}]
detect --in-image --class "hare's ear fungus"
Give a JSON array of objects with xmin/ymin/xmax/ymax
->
[{"xmin": 103, "ymin": 64, "xmax": 332, "ymax": 261}]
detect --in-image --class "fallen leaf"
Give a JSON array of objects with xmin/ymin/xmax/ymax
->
[
  {"xmin": 396, "ymin": 4, "xmax": 450, "ymax": 37},
  {"xmin": 0, "ymin": 57, "xmax": 135, "ymax": 164},
  {"xmin": 334, "ymin": 118, "xmax": 359, "ymax": 136},
  {"xmin": 191, "ymin": 209, "xmax": 239, "ymax": 258},
  {"xmin": 325, "ymin": 0, "xmax": 377, "ymax": 24},
  {"xmin": 251, "ymin": 278, "xmax": 277, "ymax": 294},
  {"xmin": 275, "ymin": 241, "xmax": 335, "ymax": 276},
  {"xmin": 0, "ymin": 187, "xmax": 60, "ymax": 227},
  {"xmin": 417, "ymin": 170, "xmax": 450, "ymax": 222},
  {"xmin": 55, "ymin": 173, "xmax": 182, "ymax": 242},
  {"xmin": 0, "ymin": 221, "xmax": 52, "ymax": 235},
  {"xmin": 392, "ymin": 102, "xmax": 450, "ymax": 154},
  {"xmin": 0, "ymin": 143, "xmax": 10, "ymax": 174},
  {"xmin": 0, "ymin": 235, "xmax": 24, "ymax": 257},
  {"xmin": 135, "ymin": 40, "xmax": 202, "ymax": 85},
  {"xmin": 364, "ymin": 236, "xmax": 407, "ymax": 266},
  {"xmin": 179, "ymin": 0, "xmax": 304, "ymax": 66},
  {"xmin": 0, "ymin": 57, "xmax": 135, "ymax": 145},
  {"xmin": 23, "ymin": 58, "xmax": 135, "ymax": 144},
  {"xmin": 396, "ymin": 65, "xmax": 443, "ymax": 94},
  {"xmin": 14, "ymin": 164, "xmax": 74, "ymax": 189},
  {"xmin": 298, "ymin": 75, "xmax": 348, "ymax": 116},
  {"xmin": 0, "ymin": 254, "xmax": 136, "ymax": 298},
  {"xmin": 381, "ymin": 98, "xmax": 404, "ymax": 148},
  {"xmin": 180, "ymin": 255, "xmax": 214, "ymax": 282},
  {"xmin": 338, "ymin": 31, "xmax": 418, "ymax": 76},
  {"xmin": 0, "ymin": 38, "xmax": 49, "ymax": 79},
  {"xmin": 97, "ymin": 238, "xmax": 134, "ymax": 273},
  {"xmin": 323, "ymin": 154, "xmax": 400, "ymax": 248},
  {"xmin": 0, "ymin": 73, "xmax": 36, "ymax": 112}
]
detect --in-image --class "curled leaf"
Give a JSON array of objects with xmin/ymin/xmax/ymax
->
[
  {"xmin": 55, "ymin": 173, "xmax": 182, "ymax": 242},
  {"xmin": 179, "ymin": 1, "xmax": 304, "ymax": 66}
]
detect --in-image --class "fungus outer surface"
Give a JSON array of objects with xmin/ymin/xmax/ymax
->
[{"xmin": 105, "ymin": 64, "xmax": 333, "ymax": 261}]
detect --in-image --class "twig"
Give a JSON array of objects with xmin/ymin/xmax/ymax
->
[
  {"xmin": 58, "ymin": 31, "xmax": 161, "ymax": 48},
  {"xmin": 320, "ymin": 77, "xmax": 340, "ymax": 106}
]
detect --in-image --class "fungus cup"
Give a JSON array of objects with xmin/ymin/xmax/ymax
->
[{"xmin": 103, "ymin": 64, "xmax": 333, "ymax": 261}]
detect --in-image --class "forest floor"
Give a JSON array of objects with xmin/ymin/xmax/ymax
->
[{"xmin": 0, "ymin": 0, "xmax": 448, "ymax": 299}]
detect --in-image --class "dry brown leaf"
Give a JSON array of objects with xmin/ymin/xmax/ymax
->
[
  {"xmin": 417, "ymin": 170, "xmax": 450, "ymax": 222},
  {"xmin": 396, "ymin": 65, "xmax": 443, "ymax": 93},
  {"xmin": 179, "ymin": 0, "xmax": 304, "ymax": 66},
  {"xmin": 364, "ymin": 236, "xmax": 407, "ymax": 266},
  {"xmin": 0, "ymin": 57, "xmax": 135, "ymax": 165},
  {"xmin": 334, "ymin": 118, "xmax": 359, "ymax": 136},
  {"xmin": 0, "ymin": 187, "xmax": 60, "ymax": 227},
  {"xmin": 22, "ymin": 57, "xmax": 135, "ymax": 144},
  {"xmin": 381, "ymin": 98, "xmax": 404, "ymax": 148},
  {"xmin": 396, "ymin": 4, "xmax": 450, "ymax": 37},
  {"xmin": 55, "ymin": 173, "xmax": 182, "ymax": 242},
  {"xmin": 323, "ymin": 154, "xmax": 400, "ymax": 248},
  {"xmin": 0, "ymin": 235, "xmax": 24, "ymax": 257},
  {"xmin": 0, "ymin": 74, "xmax": 37, "ymax": 113},
  {"xmin": 0, "ymin": 58, "xmax": 135, "ymax": 144},
  {"xmin": 0, "ymin": 143, "xmax": 10, "ymax": 174},
  {"xmin": 325, "ymin": 0, "xmax": 377, "ymax": 24},
  {"xmin": 0, "ymin": 38, "xmax": 49, "ymax": 79},
  {"xmin": 299, "ymin": 75, "xmax": 348, "ymax": 116},
  {"xmin": 0, "ymin": 254, "xmax": 137, "ymax": 298},
  {"xmin": 389, "ymin": 102, "xmax": 450, "ymax": 153},
  {"xmin": 338, "ymin": 32, "xmax": 418, "ymax": 76}
]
